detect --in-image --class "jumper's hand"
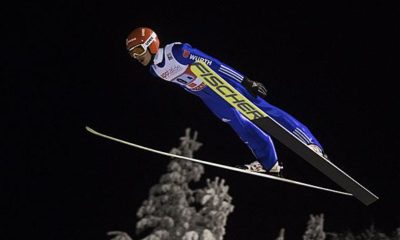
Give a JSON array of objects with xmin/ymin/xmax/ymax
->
[{"xmin": 242, "ymin": 77, "xmax": 267, "ymax": 99}]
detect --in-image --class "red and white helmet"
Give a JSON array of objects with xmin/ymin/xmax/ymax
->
[{"xmin": 126, "ymin": 27, "xmax": 160, "ymax": 58}]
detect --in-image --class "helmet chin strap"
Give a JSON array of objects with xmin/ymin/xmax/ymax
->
[
  {"xmin": 152, "ymin": 47, "xmax": 163, "ymax": 65},
  {"xmin": 149, "ymin": 51, "xmax": 156, "ymax": 64}
]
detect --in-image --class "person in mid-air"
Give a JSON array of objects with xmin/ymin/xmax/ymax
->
[{"xmin": 125, "ymin": 27, "xmax": 327, "ymax": 176}]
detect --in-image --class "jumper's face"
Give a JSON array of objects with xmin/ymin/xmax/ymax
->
[
  {"xmin": 132, "ymin": 50, "xmax": 152, "ymax": 66},
  {"xmin": 128, "ymin": 46, "xmax": 152, "ymax": 66}
]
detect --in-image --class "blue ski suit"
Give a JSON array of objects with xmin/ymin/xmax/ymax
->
[{"xmin": 149, "ymin": 42, "xmax": 323, "ymax": 170}]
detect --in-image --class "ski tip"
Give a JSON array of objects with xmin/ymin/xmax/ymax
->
[{"xmin": 85, "ymin": 126, "xmax": 96, "ymax": 134}]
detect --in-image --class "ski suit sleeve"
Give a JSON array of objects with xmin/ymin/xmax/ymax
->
[
  {"xmin": 172, "ymin": 43, "xmax": 245, "ymax": 83},
  {"xmin": 172, "ymin": 43, "xmax": 267, "ymax": 98}
]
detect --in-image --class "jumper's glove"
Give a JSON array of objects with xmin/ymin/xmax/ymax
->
[{"xmin": 241, "ymin": 77, "xmax": 268, "ymax": 99}]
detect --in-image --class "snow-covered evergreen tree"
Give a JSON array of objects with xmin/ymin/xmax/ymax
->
[
  {"xmin": 358, "ymin": 224, "xmax": 389, "ymax": 240},
  {"xmin": 192, "ymin": 177, "xmax": 234, "ymax": 239},
  {"xmin": 108, "ymin": 231, "xmax": 133, "ymax": 240},
  {"xmin": 108, "ymin": 128, "xmax": 234, "ymax": 240},
  {"xmin": 325, "ymin": 230, "xmax": 356, "ymax": 240},
  {"xmin": 341, "ymin": 232, "xmax": 356, "ymax": 240},
  {"xmin": 322, "ymin": 224, "xmax": 400, "ymax": 240},
  {"xmin": 275, "ymin": 228, "xmax": 285, "ymax": 240},
  {"xmin": 392, "ymin": 228, "xmax": 400, "ymax": 240},
  {"xmin": 303, "ymin": 214, "xmax": 326, "ymax": 240}
]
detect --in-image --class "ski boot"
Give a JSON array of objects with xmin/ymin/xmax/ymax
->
[
  {"xmin": 236, "ymin": 161, "xmax": 283, "ymax": 177},
  {"xmin": 307, "ymin": 144, "xmax": 329, "ymax": 159},
  {"xmin": 268, "ymin": 161, "xmax": 284, "ymax": 177},
  {"xmin": 236, "ymin": 161, "xmax": 267, "ymax": 173}
]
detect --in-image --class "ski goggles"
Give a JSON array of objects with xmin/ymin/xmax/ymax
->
[{"xmin": 128, "ymin": 32, "xmax": 157, "ymax": 58}]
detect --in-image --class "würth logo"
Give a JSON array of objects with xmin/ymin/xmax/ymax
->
[{"xmin": 189, "ymin": 54, "xmax": 212, "ymax": 65}]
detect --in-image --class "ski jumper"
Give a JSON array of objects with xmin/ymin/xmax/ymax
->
[{"xmin": 149, "ymin": 42, "xmax": 323, "ymax": 170}]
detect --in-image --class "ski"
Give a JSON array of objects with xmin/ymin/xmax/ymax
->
[
  {"xmin": 190, "ymin": 61, "xmax": 379, "ymax": 206},
  {"xmin": 85, "ymin": 126, "xmax": 352, "ymax": 197}
]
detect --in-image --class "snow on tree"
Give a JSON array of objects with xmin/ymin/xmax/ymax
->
[
  {"xmin": 325, "ymin": 230, "xmax": 358, "ymax": 240},
  {"xmin": 358, "ymin": 224, "xmax": 389, "ymax": 240},
  {"xmin": 192, "ymin": 177, "xmax": 234, "ymax": 239},
  {"xmin": 275, "ymin": 228, "xmax": 285, "ymax": 240},
  {"xmin": 108, "ymin": 128, "xmax": 234, "ymax": 240},
  {"xmin": 392, "ymin": 228, "xmax": 400, "ymax": 240},
  {"xmin": 322, "ymin": 224, "xmax": 400, "ymax": 240},
  {"xmin": 303, "ymin": 214, "xmax": 326, "ymax": 240},
  {"xmin": 107, "ymin": 231, "xmax": 133, "ymax": 240},
  {"xmin": 340, "ymin": 232, "xmax": 356, "ymax": 240}
]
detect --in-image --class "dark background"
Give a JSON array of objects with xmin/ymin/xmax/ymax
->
[{"xmin": 3, "ymin": 1, "xmax": 399, "ymax": 239}]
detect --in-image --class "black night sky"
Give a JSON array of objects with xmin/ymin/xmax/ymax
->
[{"xmin": 3, "ymin": 1, "xmax": 399, "ymax": 239}]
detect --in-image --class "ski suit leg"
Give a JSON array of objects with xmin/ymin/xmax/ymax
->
[
  {"xmin": 227, "ymin": 110, "xmax": 279, "ymax": 169},
  {"xmin": 201, "ymin": 97, "xmax": 279, "ymax": 170},
  {"xmin": 254, "ymin": 98, "xmax": 324, "ymax": 150}
]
